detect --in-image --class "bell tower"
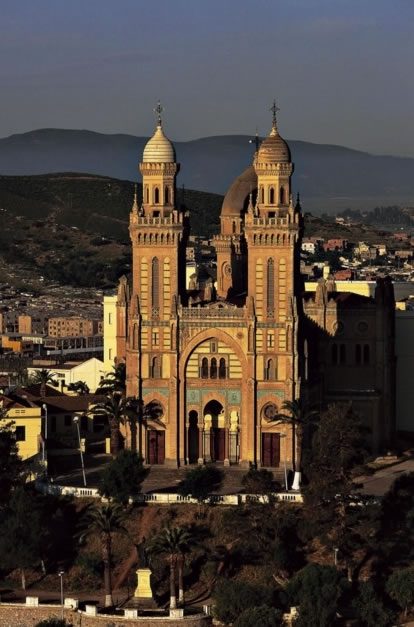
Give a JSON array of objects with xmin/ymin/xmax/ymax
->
[
  {"xmin": 244, "ymin": 103, "xmax": 302, "ymax": 400},
  {"xmin": 126, "ymin": 103, "xmax": 186, "ymax": 405}
]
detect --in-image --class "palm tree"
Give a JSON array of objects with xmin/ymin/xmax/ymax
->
[
  {"xmin": 79, "ymin": 503, "xmax": 128, "ymax": 607},
  {"xmin": 97, "ymin": 363, "xmax": 126, "ymax": 395},
  {"xmin": 30, "ymin": 369, "xmax": 56, "ymax": 398},
  {"xmin": 148, "ymin": 526, "xmax": 195, "ymax": 608},
  {"xmin": 90, "ymin": 392, "xmax": 127, "ymax": 457},
  {"xmin": 67, "ymin": 380, "xmax": 90, "ymax": 395},
  {"xmin": 272, "ymin": 399, "xmax": 319, "ymax": 490},
  {"xmin": 124, "ymin": 397, "xmax": 147, "ymax": 455}
]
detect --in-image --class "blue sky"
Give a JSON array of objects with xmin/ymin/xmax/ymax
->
[{"xmin": 1, "ymin": 0, "xmax": 413, "ymax": 155}]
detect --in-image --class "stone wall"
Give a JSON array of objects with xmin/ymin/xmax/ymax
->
[{"xmin": 0, "ymin": 603, "xmax": 212, "ymax": 627}]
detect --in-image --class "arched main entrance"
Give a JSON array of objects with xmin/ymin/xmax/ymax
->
[
  {"xmin": 204, "ymin": 400, "xmax": 225, "ymax": 462},
  {"xmin": 145, "ymin": 400, "xmax": 165, "ymax": 465}
]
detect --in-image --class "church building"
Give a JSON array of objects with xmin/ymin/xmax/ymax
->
[{"xmin": 115, "ymin": 104, "xmax": 395, "ymax": 468}]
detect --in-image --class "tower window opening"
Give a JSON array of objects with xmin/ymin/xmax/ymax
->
[
  {"xmin": 210, "ymin": 357, "xmax": 217, "ymax": 379},
  {"xmin": 165, "ymin": 186, "xmax": 169, "ymax": 204},
  {"xmin": 154, "ymin": 187, "xmax": 160, "ymax": 204},
  {"xmin": 363, "ymin": 344, "xmax": 370, "ymax": 365},
  {"xmin": 146, "ymin": 187, "xmax": 149, "ymax": 203},
  {"xmin": 150, "ymin": 355, "xmax": 161, "ymax": 378},
  {"xmin": 219, "ymin": 358, "xmax": 226, "ymax": 379},
  {"xmin": 201, "ymin": 357, "xmax": 209, "ymax": 379},
  {"xmin": 280, "ymin": 187, "xmax": 285, "ymax": 204},
  {"xmin": 260, "ymin": 187, "xmax": 264, "ymax": 203},
  {"xmin": 269, "ymin": 187, "xmax": 275, "ymax": 204},
  {"xmin": 265, "ymin": 358, "xmax": 275, "ymax": 381},
  {"xmin": 266, "ymin": 258, "xmax": 275, "ymax": 317},
  {"xmin": 151, "ymin": 257, "xmax": 160, "ymax": 315}
]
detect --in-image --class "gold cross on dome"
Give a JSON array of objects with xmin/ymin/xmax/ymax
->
[{"xmin": 154, "ymin": 100, "xmax": 163, "ymax": 125}]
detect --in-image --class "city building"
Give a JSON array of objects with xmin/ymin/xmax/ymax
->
[
  {"xmin": 113, "ymin": 105, "xmax": 395, "ymax": 467},
  {"xmin": 28, "ymin": 357, "xmax": 105, "ymax": 393}
]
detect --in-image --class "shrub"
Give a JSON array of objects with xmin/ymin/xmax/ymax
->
[
  {"xmin": 242, "ymin": 468, "xmax": 275, "ymax": 495},
  {"xmin": 234, "ymin": 605, "xmax": 282, "ymax": 627},
  {"xmin": 99, "ymin": 450, "xmax": 149, "ymax": 504},
  {"xmin": 213, "ymin": 578, "xmax": 274, "ymax": 625}
]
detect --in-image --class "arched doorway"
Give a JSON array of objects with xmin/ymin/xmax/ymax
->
[
  {"xmin": 261, "ymin": 403, "xmax": 280, "ymax": 467},
  {"xmin": 145, "ymin": 400, "xmax": 165, "ymax": 465},
  {"xmin": 204, "ymin": 400, "xmax": 225, "ymax": 462},
  {"xmin": 188, "ymin": 410, "xmax": 199, "ymax": 463}
]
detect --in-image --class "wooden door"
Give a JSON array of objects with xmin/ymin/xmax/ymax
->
[
  {"xmin": 211, "ymin": 428, "xmax": 225, "ymax": 462},
  {"xmin": 147, "ymin": 430, "xmax": 165, "ymax": 464},
  {"xmin": 262, "ymin": 433, "xmax": 280, "ymax": 467}
]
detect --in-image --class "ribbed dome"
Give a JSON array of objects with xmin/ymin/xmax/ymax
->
[
  {"xmin": 142, "ymin": 124, "xmax": 175, "ymax": 163},
  {"xmin": 257, "ymin": 125, "xmax": 290, "ymax": 163}
]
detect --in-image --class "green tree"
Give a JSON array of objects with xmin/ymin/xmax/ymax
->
[
  {"xmin": 234, "ymin": 605, "xmax": 282, "ymax": 627},
  {"xmin": 97, "ymin": 363, "xmax": 126, "ymax": 395},
  {"xmin": 99, "ymin": 450, "xmax": 148, "ymax": 504},
  {"xmin": 0, "ymin": 487, "xmax": 47, "ymax": 589},
  {"xmin": 30, "ymin": 369, "xmax": 56, "ymax": 398},
  {"xmin": 242, "ymin": 468, "xmax": 275, "ymax": 499},
  {"xmin": 90, "ymin": 392, "xmax": 128, "ymax": 457},
  {"xmin": 287, "ymin": 564, "xmax": 347, "ymax": 627},
  {"xmin": 148, "ymin": 526, "xmax": 196, "ymax": 607},
  {"xmin": 0, "ymin": 415, "xmax": 24, "ymax": 504},
  {"xmin": 67, "ymin": 380, "xmax": 90, "ymax": 395},
  {"xmin": 272, "ymin": 399, "xmax": 319, "ymax": 490},
  {"xmin": 353, "ymin": 581, "xmax": 393, "ymax": 627},
  {"xmin": 304, "ymin": 404, "xmax": 376, "ymax": 582},
  {"xmin": 79, "ymin": 503, "xmax": 128, "ymax": 607},
  {"xmin": 213, "ymin": 579, "xmax": 274, "ymax": 625},
  {"xmin": 177, "ymin": 465, "xmax": 223, "ymax": 514},
  {"xmin": 386, "ymin": 567, "xmax": 414, "ymax": 618}
]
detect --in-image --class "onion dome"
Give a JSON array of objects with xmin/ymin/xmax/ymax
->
[
  {"xmin": 142, "ymin": 100, "xmax": 175, "ymax": 163},
  {"xmin": 256, "ymin": 100, "xmax": 291, "ymax": 163},
  {"xmin": 142, "ymin": 124, "xmax": 176, "ymax": 163}
]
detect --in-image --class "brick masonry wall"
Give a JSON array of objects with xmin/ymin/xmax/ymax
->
[{"xmin": 0, "ymin": 603, "xmax": 212, "ymax": 627}]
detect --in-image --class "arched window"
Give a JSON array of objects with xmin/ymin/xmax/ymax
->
[
  {"xmin": 165, "ymin": 186, "xmax": 169, "ymax": 204},
  {"xmin": 201, "ymin": 358, "xmax": 208, "ymax": 379},
  {"xmin": 260, "ymin": 187, "xmax": 264, "ymax": 203},
  {"xmin": 363, "ymin": 344, "xmax": 370, "ymax": 365},
  {"xmin": 265, "ymin": 358, "xmax": 275, "ymax": 381},
  {"xmin": 269, "ymin": 187, "xmax": 275, "ymax": 204},
  {"xmin": 267, "ymin": 258, "xmax": 275, "ymax": 317},
  {"xmin": 150, "ymin": 355, "xmax": 161, "ymax": 378},
  {"xmin": 145, "ymin": 187, "xmax": 149, "ymax": 203},
  {"xmin": 219, "ymin": 358, "xmax": 226, "ymax": 379},
  {"xmin": 355, "ymin": 344, "xmax": 362, "ymax": 364},
  {"xmin": 132, "ymin": 323, "xmax": 139, "ymax": 350},
  {"xmin": 151, "ymin": 257, "xmax": 159, "ymax": 314},
  {"xmin": 154, "ymin": 187, "xmax": 160, "ymax": 204},
  {"xmin": 340, "ymin": 344, "xmax": 346, "ymax": 365},
  {"xmin": 280, "ymin": 187, "xmax": 285, "ymax": 204},
  {"xmin": 210, "ymin": 357, "xmax": 217, "ymax": 379},
  {"xmin": 331, "ymin": 344, "xmax": 338, "ymax": 364},
  {"xmin": 232, "ymin": 221, "xmax": 236, "ymax": 234}
]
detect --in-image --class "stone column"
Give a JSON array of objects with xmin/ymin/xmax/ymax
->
[{"xmin": 198, "ymin": 422, "xmax": 204, "ymax": 465}]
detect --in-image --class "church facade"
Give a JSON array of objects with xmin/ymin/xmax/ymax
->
[{"xmin": 115, "ymin": 105, "xmax": 395, "ymax": 468}]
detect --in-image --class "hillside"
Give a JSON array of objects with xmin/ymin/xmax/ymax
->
[
  {"xmin": 1, "ymin": 129, "xmax": 414, "ymax": 212},
  {"xmin": 0, "ymin": 172, "xmax": 407, "ymax": 290}
]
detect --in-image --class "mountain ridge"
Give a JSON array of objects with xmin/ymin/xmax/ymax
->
[{"xmin": 1, "ymin": 128, "xmax": 414, "ymax": 212}]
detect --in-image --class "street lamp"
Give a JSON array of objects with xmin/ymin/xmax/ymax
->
[
  {"xmin": 279, "ymin": 433, "xmax": 288, "ymax": 492},
  {"xmin": 73, "ymin": 416, "xmax": 87, "ymax": 487},
  {"xmin": 58, "ymin": 570, "xmax": 64, "ymax": 620}
]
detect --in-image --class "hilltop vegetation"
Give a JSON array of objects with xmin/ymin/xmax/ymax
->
[{"xmin": 0, "ymin": 173, "xmax": 407, "ymax": 290}]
